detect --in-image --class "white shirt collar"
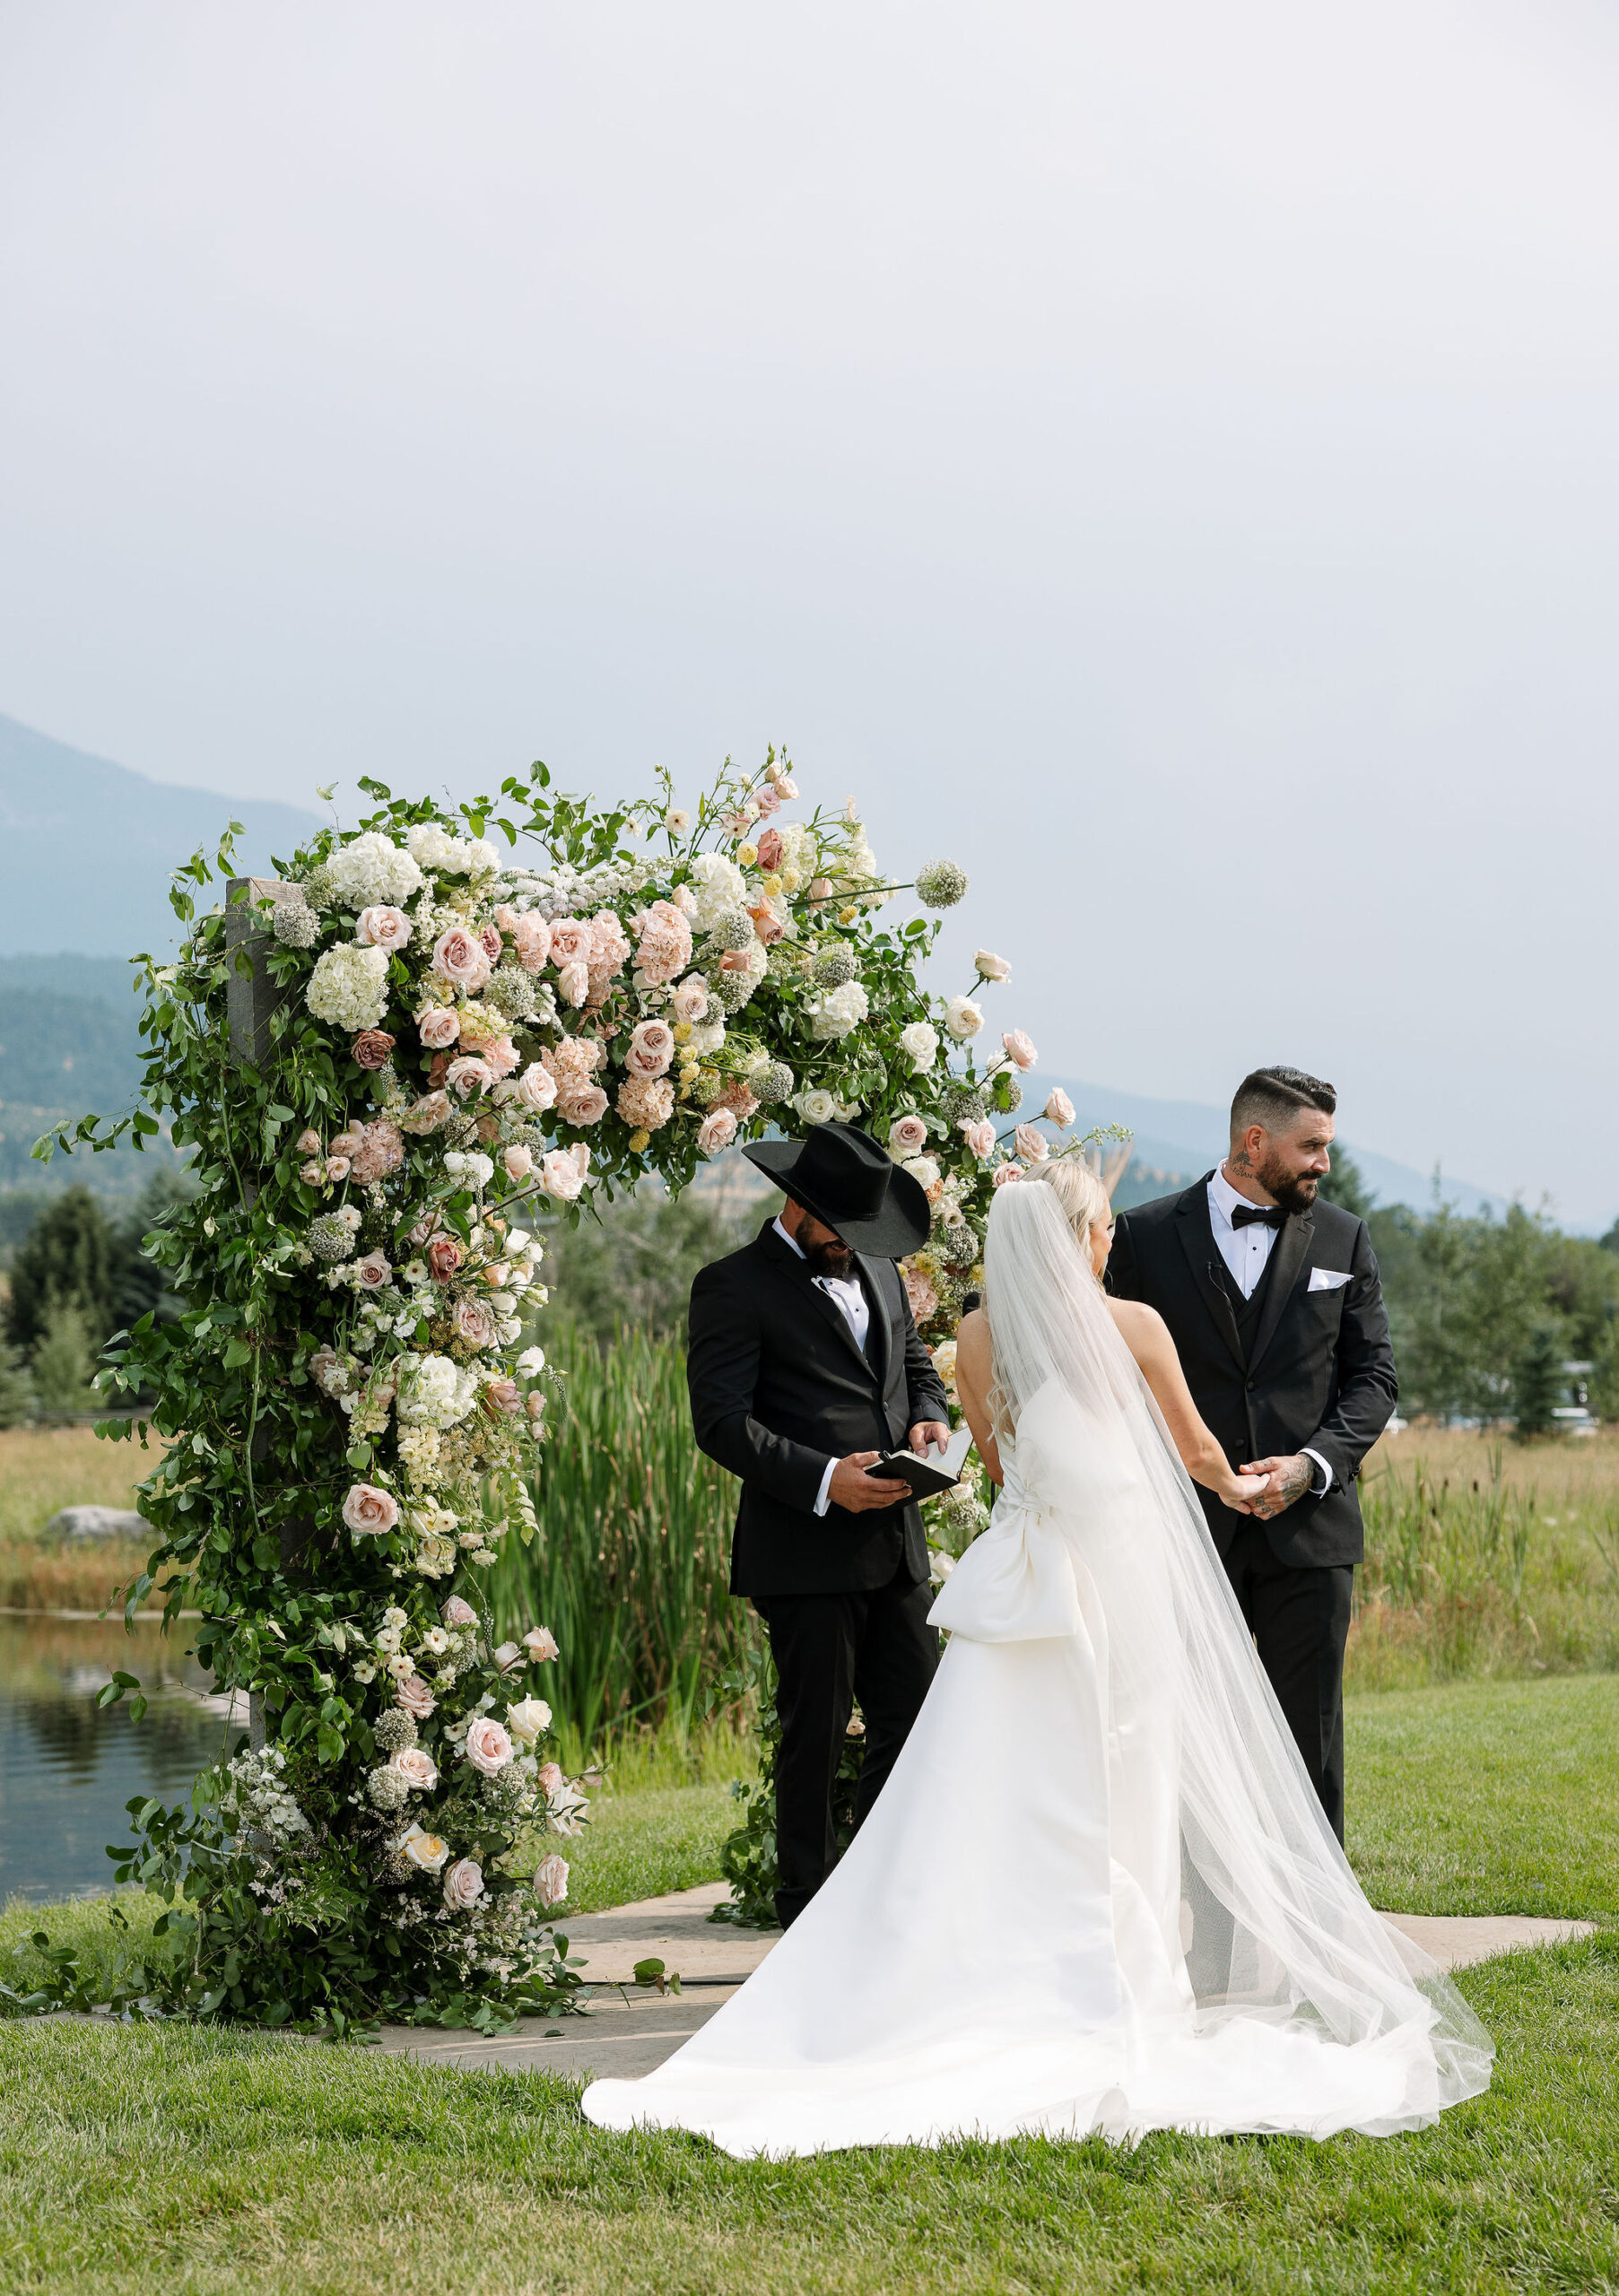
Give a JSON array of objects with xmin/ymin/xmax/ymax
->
[
  {"xmin": 1208, "ymin": 1162, "xmax": 1275, "ymax": 1231},
  {"xmin": 772, "ymin": 1214, "xmax": 805, "ymax": 1260}
]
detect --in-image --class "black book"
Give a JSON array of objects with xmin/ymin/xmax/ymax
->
[{"xmin": 861, "ymin": 1425, "xmax": 973, "ymax": 1500}]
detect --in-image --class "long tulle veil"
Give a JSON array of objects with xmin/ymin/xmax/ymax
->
[{"xmin": 970, "ymin": 1180, "xmax": 1492, "ymax": 2120}]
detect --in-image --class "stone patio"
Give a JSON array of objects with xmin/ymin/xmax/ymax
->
[{"xmin": 375, "ymin": 1882, "xmax": 1594, "ymax": 2081}]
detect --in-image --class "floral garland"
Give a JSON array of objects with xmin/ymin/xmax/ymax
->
[{"xmin": 44, "ymin": 750, "xmax": 1110, "ymax": 2023}]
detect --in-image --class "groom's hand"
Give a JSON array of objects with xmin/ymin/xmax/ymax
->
[
  {"xmin": 1240, "ymin": 1455, "xmax": 1315, "ymax": 1519},
  {"xmin": 909, "ymin": 1421, "xmax": 951, "ymax": 1457},
  {"xmin": 830, "ymin": 1452, "xmax": 911, "ymax": 1510}
]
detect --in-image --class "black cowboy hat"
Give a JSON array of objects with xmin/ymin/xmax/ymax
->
[{"xmin": 744, "ymin": 1121, "xmax": 931, "ymax": 1260}]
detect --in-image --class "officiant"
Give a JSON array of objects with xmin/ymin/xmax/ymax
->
[{"xmin": 688, "ymin": 1122, "xmax": 952, "ymax": 1927}]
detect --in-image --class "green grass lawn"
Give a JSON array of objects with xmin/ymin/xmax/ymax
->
[{"xmin": 3, "ymin": 1674, "xmax": 1617, "ymax": 2296}]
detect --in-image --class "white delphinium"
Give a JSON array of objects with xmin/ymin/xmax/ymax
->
[
  {"xmin": 323, "ymin": 831, "xmax": 424, "ymax": 911},
  {"xmin": 685, "ymin": 852, "xmax": 748, "ymax": 930},
  {"xmin": 307, "ymin": 943, "xmax": 390, "ymax": 1031}
]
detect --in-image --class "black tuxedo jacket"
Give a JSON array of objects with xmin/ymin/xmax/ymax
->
[
  {"xmin": 688, "ymin": 1221, "xmax": 952, "ymax": 1599},
  {"xmin": 1107, "ymin": 1175, "xmax": 1397, "ymax": 1570}
]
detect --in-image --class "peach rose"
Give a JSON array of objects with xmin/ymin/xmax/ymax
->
[
  {"xmin": 535, "ymin": 1760, "xmax": 564, "ymax": 1796},
  {"xmin": 464, "ymin": 1717, "xmax": 514, "ymax": 1776},
  {"xmin": 1043, "ymin": 1087, "xmax": 1075, "ymax": 1127},
  {"xmin": 343, "ymin": 1482, "xmax": 399, "ymax": 1535},
  {"xmin": 524, "ymin": 1624, "xmax": 560, "ymax": 1662},
  {"xmin": 534, "ymin": 1852, "xmax": 569, "ymax": 1909},
  {"xmin": 416, "ymin": 1005, "xmax": 460, "ymax": 1049},
  {"xmin": 477, "ymin": 922, "xmax": 503, "ymax": 966},
  {"xmin": 1014, "ymin": 1122, "xmax": 1049, "ymax": 1164},
  {"xmin": 354, "ymin": 1249, "xmax": 393, "ymax": 1289},
  {"xmin": 425, "ymin": 1233, "xmax": 464, "ymax": 1282},
  {"xmin": 443, "ymin": 1595, "xmax": 478, "ymax": 1627},
  {"xmin": 502, "ymin": 1144, "xmax": 534, "ymax": 1181},
  {"xmin": 547, "ymin": 917, "xmax": 589, "ymax": 965},
  {"xmin": 556, "ymin": 1083, "xmax": 608, "ymax": 1126},
  {"xmin": 390, "ymin": 1746, "xmax": 438, "ymax": 1792},
  {"xmin": 991, "ymin": 1161, "xmax": 1024, "ymax": 1187},
  {"xmin": 697, "ymin": 1108, "xmax": 737, "ymax": 1156},
  {"xmin": 669, "ymin": 975, "xmax": 709, "ymax": 1025},
  {"xmin": 442, "ymin": 1856, "xmax": 484, "ymax": 1912},
  {"xmin": 888, "ymin": 1115, "xmax": 928, "ymax": 1157},
  {"xmin": 516, "ymin": 1062, "xmax": 558, "ymax": 1114},
  {"xmin": 746, "ymin": 899, "xmax": 785, "ymax": 946},
  {"xmin": 539, "ymin": 1151, "xmax": 585, "ymax": 1202},
  {"xmin": 755, "ymin": 827, "xmax": 784, "ymax": 872},
  {"xmin": 627, "ymin": 1019, "xmax": 675, "ymax": 1077},
  {"xmin": 453, "ymin": 1295, "xmax": 498, "ymax": 1349},
  {"xmin": 396, "ymin": 1674, "xmax": 437, "ymax": 1720},
  {"xmin": 296, "ymin": 1127, "xmax": 323, "ymax": 1155},
  {"xmin": 432, "ymin": 926, "xmax": 491, "ymax": 994},
  {"xmin": 486, "ymin": 1377, "xmax": 523, "ymax": 1415},
  {"xmin": 512, "ymin": 913, "xmax": 552, "ymax": 971},
  {"xmin": 960, "ymin": 1118, "xmax": 996, "ymax": 1161},
  {"xmin": 351, "ymin": 1030, "xmax": 396, "ymax": 1071},
  {"xmin": 1001, "ymin": 1029, "xmax": 1038, "ymax": 1070},
  {"xmin": 446, "ymin": 1055, "xmax": 494, "ymax": 1100},
  {"xmin": 357, "ymin": 905, "xmax": 413, "ymax": 952}
]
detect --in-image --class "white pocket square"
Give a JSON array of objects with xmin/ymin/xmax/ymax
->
[{"xmin": 1309, "ymin": 1267, "xmax": 1351, "ymax": 1292}]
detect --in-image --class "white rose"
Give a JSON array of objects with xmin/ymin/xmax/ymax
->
[
  {"xmin": 944, "ymin": 996, "xmax": 984, "ymax": 1041},
  {"xmin": 441, "ymin": 1857, "xmax": 484, "ymax": 1912},
  {"xmin": 973, "ymin": 949, "xmax": 1012, "ymax": 983},
  {"xmin": 796, "ymin": 1089, "xmax": 838, "ymax": 1125},
  {"xmin": 396, "ymin": 1822, "xmax": 450, "ymax": 1875},
  {"xmin": 506, "ymin": 1696, "xmax": 553, "ymax": 1748},
  {"xmin": 533, "ymin": 1853, "xmax": 570, "ymax": 1909},
  {"xmin": 899, "ymin": 1022, "xmax": 938, "ymax": 1073},
  {"xmin": 515, "ymin": 1346, "xmax": 546, "ymax": 1376},
  {"xmin": 464, "ymin": 1717, "xmax": 514, "ymax": 1775}
]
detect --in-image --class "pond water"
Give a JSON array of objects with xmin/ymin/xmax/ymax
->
[{"xmin": 0, "ymin": 1616, "xmax": 240, "ymax": 1903}]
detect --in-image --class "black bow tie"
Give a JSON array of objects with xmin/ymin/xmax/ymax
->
[{"xmin": 1231, "ymin": 1204, "xmax": 1287, "ymax": 1230}]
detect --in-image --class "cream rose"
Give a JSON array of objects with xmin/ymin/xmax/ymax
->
[
  {"xmin": 960, "ymin": 1118, "xmax": 996, "ymax": 1160},
  {"xmin": 547, "ymin": 917, "xmax": 589, "ymax": 965},
  {"xmin": 1001, "ymin": 1029, "xmax": 1038, "ymax": 1070},
  {"xmin": 431, "ymin": 926, "xmax": 492, "ymax": 994},
  {"xmin": 973, "ymin": 948, "xmax": 1012, "ymax": 982},
  {"xmin": 523, "ymin": 1625, "xmax": 560, "ymax": 1662},
  {"xmin": 516, "ymin": 1061, "xmax": 558, "ymax": 1114},
  {"xmin": 397, "ymin": 1824, "xmax": 449, "ymax": 1874},
  {"xmin": 395, "ymin": 1674, "xmax": 437, "ymax": 1720},
  {"xmin": 533, "ymin": 1853, "xmax": 570, "ymax": 1909},
  {"xmin": 416, "ymin": 1005, "xmax": 460, "ymax": 1049},
  {"xmin": 358, "ymin": 905, "xmax": 413, "ymax": 952},
  {"xmin": 492, "ymin": 1641, "xmax": 524, "ymax": 1672},
  {"xmin": 442, "ymin": 1595, "xmax": 477, "ymax": 1628},
  {"xmin": 506, "ymin": 1696, "xmax": 553, "ymax": 1749},
  {"xmin": 446, "ymin": 1055, "xmax": 494, "ymax": 1100},
  {"xmin": 442, "ymin": 1857, "xmax": 484, "ymax": 1912},
  {"xmin": 502, "ymin": 1144, "xmax": 534, "ymax": 1181},
  {"xmin": 944, "ymin": 996, "xmax": 984, "ymax": 1041},
  {"xmin": 389, "ymin": 1747, "xmax": 438, "ymax": 1792},
  {"xmin": 668, "ymin": 974, "xmax": 709, "ymax": 1025},
  {"xmin": 1014, "ymin": 1122, "xmax": 1049, "ymax": 1163},
  {"xmin": 353, "ymin": 1249, "xmax": 392, "ymax": 1290},
  {"xmin": 626, "ymin": 1019, "xmax": 675, "ymax": 1077},
  {"xmin": 539, "ymin": 1150, "xmax": 585, "ymax": 1203},
  {"xmin": 342, "ymin": 1483, "xmax": 399, "ymax": 1536},
  {"xmin": 464, "ymin": 1717, "xmax": 514, "ymax": 1775},
  {"xmin": 888, "ymin": 1115, "xmax": 928, "ymax": 1157},
  {"xmin": 453, "ymin": 1295, "xmax": 498, "ymax": 1350},
  {"xmin": 697, "ymin": 1108, "xmax": 736, "ymax": 1156},
  {"xmin": 1043, "ymin": 1087, "xmax": 1075, "ymax": 1127}
]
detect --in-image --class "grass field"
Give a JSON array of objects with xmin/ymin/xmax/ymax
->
[
  {"xmin": 3, "ymin": 1674, "xmax": 1615, "ymax": 2295},
  {"xmin": 0, "ymin": 1425, "xmax": 156, "ymax": 1611}
]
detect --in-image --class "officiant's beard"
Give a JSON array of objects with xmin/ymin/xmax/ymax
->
[
  {"xmin": 1257, "ymin": 1156, "xmax": 1321, "ymax": 1218},
  {"xmin": 805, "ymin": 1237, "xmax": 856, "ymax": 1279}
]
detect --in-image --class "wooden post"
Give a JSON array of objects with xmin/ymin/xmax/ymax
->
[{"xmin": 224, "ymin": 877, "xmax": 306, "ymax": 1750}]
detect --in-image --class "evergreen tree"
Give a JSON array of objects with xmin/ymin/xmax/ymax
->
[
  {"xmin": 30, "ymin": 1300, "xmax": 100, "ymax": 1415},
  {"xmin": 4, "ymin": 1185, "xmax": 117, "ymax": 1356},
  {"xmin": 1316, "ymin": 1149, "xmax": 1374, "ymax": 1221},
  {"xmin": 1511, "ymin": 1321, "xmax": 1566, "ymax": 1440},
  {"xmin": 0, "ymin": 1343, "xmax": 37, "ymax": 1428},
  {"xmin": 111, "ymin": 1169, "xmax": 198, "ymax": 1331}
]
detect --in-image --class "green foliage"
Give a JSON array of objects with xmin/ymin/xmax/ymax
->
[
  {"xmin": 1315, "ymin": 1145, "xmax": 1374, "ymax": 1219},
  {"xmin": 1513, "ymin": 1322, "xmax": 1567, "ymax": 1440},
  {"xmin": 0, "ymin": 1341, "xmax": 38, "ymax": 1428},
  {"xmin": 487, "ymin": 1322, "xmax": 754, "ymax": 1754},
  {"xmin": 542, "ymin": 1185, "xmax": 750, "ymax": 1348},
  {"xmin": 4, "ymin": 1183, "xmax": 118, "ymax": 1355},
  {"xmin": 29, "ymin": 1299, "xmax": 99, "ymax": 1413}
]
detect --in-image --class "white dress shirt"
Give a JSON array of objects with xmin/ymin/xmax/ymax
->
[
  {"xmin": 775, "ymin": 1217, "xmax": 870, "ymax": 1517},
  {"xmin": 1206, "ymin": 1168, "xmax": 1333, "ymax": 1496}
]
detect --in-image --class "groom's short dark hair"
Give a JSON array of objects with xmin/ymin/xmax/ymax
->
[{"xmin": 1231, "ymin": 1066, "xmax": 1336, "ymax": 1137}]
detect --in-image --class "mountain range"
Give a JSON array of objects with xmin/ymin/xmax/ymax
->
[{"xmin": 0, "ymin": 711, "xmax": 1518, "ymax": 1221}]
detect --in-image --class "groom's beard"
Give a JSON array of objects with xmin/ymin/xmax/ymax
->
[
  {"xmin": 805, "ymin": 1238, "xmax": 855, "ymax": 1280},
  {"xmin": 1257, "ymin": 1156, "xmax": 1320, "ymax": 1217}
]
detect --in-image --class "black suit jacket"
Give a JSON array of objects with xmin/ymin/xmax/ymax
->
[
  {"xmin": 1107, "ymin": 1175, "xmax": 1397, "ymax": 1570},
  {"xmin": 688, "ymin": 1221, "xmax": 952, "ymax": 1599}
]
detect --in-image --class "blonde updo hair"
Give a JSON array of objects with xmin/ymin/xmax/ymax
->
[{"xmin": 1028, "ymin": 1154, "xmax": 1112, "ymax": 1259}]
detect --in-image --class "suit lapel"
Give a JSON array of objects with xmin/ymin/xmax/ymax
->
[
  {"xmin": 757, "ymin": 1223, "xmax": 878, "ymax": 1380},
  {"xmin": 856, "ymin": 1253, "xmax": 893, "ymax": 1389},
  {"xmin": 1174, "ymin": 1180, "xmax": 1246, "ymax": 1372},
  {"xmin": 1248, "ymin": 1212, "xmax": 1314, "ymax": 1377}
]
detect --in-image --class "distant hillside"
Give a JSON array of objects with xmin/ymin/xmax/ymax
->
[{"xmin": 0, "ymin": 713, "xmax": 318, "ymax": 959}]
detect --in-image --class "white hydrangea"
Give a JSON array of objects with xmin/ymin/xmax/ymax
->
[
  {"xmin": 899, "ymin": 1022, "xmax": 938, "ymax": 1073},
  {"xmin": 686, "ymin": 1017, "xmax": 727, "ymax": 1057},
  {"xmin": 323, "ymin": 832, "xmax": 424, "ymax": 912},
  {"xmin": 307, "ymin": 943, "xmax": 390, "ymax": 1031},
  {"xmin": 396, "ymin": 1352, "xmax": 479, "ymax": 1430},
  {"xmin": 776, "ymin": 822, "xmax": 819, "ymax": 879},
  {"xmin": 805, "ymin": 978, "xmax": 870, "ymax": 1039},
  {"xmin": 406, "ymin": 823, "xmax": 501, "ymax": 875},
  {"xmin": 686, "ymin": 852, "xmax": 748, "ymax": 930}
]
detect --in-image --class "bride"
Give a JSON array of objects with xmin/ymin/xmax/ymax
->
[{"xmin": 582, "ymin": 1158, "xmax": 1493, "ymax": 2156}]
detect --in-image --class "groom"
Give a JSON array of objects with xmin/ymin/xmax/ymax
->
[
  {"xmin": 1106, "ymin": 1067, "xmax": 1397, "ymax": 1841},
  {"xmin": 687, "ymin": 1123, "xmax": 951, "ymax": 1927}
]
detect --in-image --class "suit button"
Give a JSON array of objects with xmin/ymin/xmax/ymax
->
[{"xmin": 1245, "ymin": 1378, "xmax": 1255, "ymax": 1391}]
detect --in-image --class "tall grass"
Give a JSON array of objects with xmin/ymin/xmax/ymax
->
[
  {"xmin": 484, "ymin": 1323, "xmax": 759, "ymax": 1762},
  {"xmin": 1349, "ymin": 1435, "xmax": 1619, "ymax": 1690}
]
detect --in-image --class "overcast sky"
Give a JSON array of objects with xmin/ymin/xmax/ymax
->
[{"xmin": 4, "ymin": 3, "xmax": 1618, "ymax": 1218}]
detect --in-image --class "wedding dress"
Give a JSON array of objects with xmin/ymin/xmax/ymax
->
[{"xmin": 582, "ymin": 1185, "xmax": 1492, "ymax": 2157}]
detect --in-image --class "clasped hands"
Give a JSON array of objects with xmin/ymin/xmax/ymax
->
[
  {"xmin": 1232, "ymin": 1453, "xmax": 1316, "ymax": 1520},
  {"xmin": 830, "ymin": 1422, "xmax": 951, "ymax": 1513}
]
